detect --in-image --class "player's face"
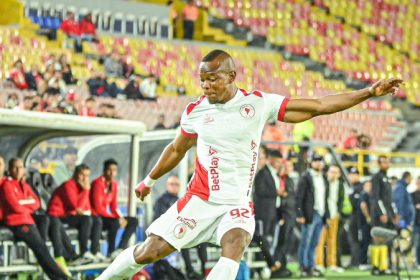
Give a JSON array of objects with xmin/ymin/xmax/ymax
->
[
  {"xmin": 378, "ymin": 157, "xmax": 390, "ymax": 171},
  {"xmin": 76, "ymin": 169, "xmax": 91, "ymax": 186},
  {"xmin": 10, "ymin": 159, "xmax": 25, "ymax": 181},
  {"xmin": 199, "ymin": 62, "xmax": 234, "ymax": 104},
  {"xmin": 104, "ymin": 164, "xmax": 118, "ymax": 180}
]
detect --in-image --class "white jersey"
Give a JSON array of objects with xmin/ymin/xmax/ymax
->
[{"xmin": 181, "ymin": 88, "xmax": 289, "ymax": 205}]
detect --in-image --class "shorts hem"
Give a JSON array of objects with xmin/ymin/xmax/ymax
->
[{"xmin": 146, "ymin": 229, "xmax": 182, "ymax": 252}]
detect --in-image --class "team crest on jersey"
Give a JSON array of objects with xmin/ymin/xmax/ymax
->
[
  {"xmin": 239, "ymin": 104, "xmax": 255, "ymax": 119},
  {"xmin": 173, "ymin": 223, "xmax": 187, "ymax": 239}
]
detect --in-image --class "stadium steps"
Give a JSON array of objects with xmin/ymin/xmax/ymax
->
[
  {"xmin": 394, "ymin": 122, "xmax": 420, "ymax": 152},
  {"xmin": 201, "ymin": 12, "xmax": 247, "ymax": 47}
]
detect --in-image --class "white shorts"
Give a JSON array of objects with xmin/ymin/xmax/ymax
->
[{"xmin": 146, "ymin": 194, "xmax": 255, "ymax": 251}]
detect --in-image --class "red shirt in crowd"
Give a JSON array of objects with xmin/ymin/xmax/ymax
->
[
  {"xmin": 0, "ymin": 177, "xmax": 40, "ymax": 226},
  {"xmin": 0, "ymin": 176, "xmax": 6, "ymax": 222},
  {"xmin": 80, "ymin": 107, "xmax": 96, "ymax": 117},
  {"xmin": 61, "ymin": 19, "xmax": 81, "ymax": 36},
  {"xmin": 9, "ymin": 68, "xmax": 28, "ymax": 90},
  {"xmin": 90, "ymin": 176, "xmax": 120, "ymax": 218},
  {"xmin": 80, "ymin": 19, "xmax": 96, "ymax": 35},
  {"xmin": 343, "ymin": 135, "xmax": 358, "ymax": 149},
  {"xmin": 48, "ymin": 178, "xmax": 91, "ymax": 217}
]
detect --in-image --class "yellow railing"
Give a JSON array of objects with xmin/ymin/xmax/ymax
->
[{"xmin": 335, "ymin": 148, "xmax": 420, "ymax": 176}]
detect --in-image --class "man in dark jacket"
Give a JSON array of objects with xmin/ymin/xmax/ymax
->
[
  {"xmin": 273, "ymin": 159, "xmax": 296, "ymax": 277},
  {"xmin": 393, "ymin": 172, "xmax": 414, "ymax": 229},
  {"xmin": 296, "ymin": 154, "xmax": 329, "ymax": 277},
  {"xmin": 411, "ymin": 177, "xmax": 420, "ymax": 267},
  {"xmin": 370, "ymin": 155, "xmax": 396, "ymax": 275},
  {"xmin": 253, "ymin": 149, "xmax": 283, "ymax": 275},
  {"xmin": 347, "ymin": 167, "xmax": 363, "ymax": 267}
]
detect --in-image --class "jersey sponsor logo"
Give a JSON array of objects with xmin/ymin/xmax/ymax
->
[
  {"xmin": 239, "ymin": 104, "xmax": 255, "ymax": 119},
  {"xmin": 176, "ymin": 216, "xmax": 197, "ymax": 230},
  {"xmin": 209, "ymin": 146, "xmax": 220, "ymax": 191},
  {"xmin": 173, "ymin": 223, "xmax": 187, "ymax": 239}
]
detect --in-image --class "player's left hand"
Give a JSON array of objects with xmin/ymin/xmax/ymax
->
[
  {"xmin": 135, "ymin": 181, "xmax": 152, "ymax": 201},
  {"xmin": 369, "ymin": 78, "xmax": 403, "ymax": 97}
]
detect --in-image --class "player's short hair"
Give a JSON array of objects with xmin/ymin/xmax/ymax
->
[
  {"xmin": 202, "ymin": 49, "xmax": 231, "ymax": 62},
  {"xmin": 103, "ymin": 158, "xmax": 118, "ymax": 171},
  {"xmin": 266, "ymin": 149, "xmax": 282, "ymax": 158},
  {"xmin": 73, "ymin": 163, "xmax": 90, "ymax": 178}
]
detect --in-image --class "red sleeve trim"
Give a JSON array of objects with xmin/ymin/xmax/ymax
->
[
  {"xmin": 277, "ymin": 98, "xmax": 289, "ymax": 122},
  {"xmin": 252, "ymin": 90, "xmax": 263, "ymax": 97},
  {"xmin": 186, "ymin": 95, "xmax": 206, "ymax": 115},
  {"xmin": 181, "ymin": 128, "xmax": 198, "ymax": 138}
]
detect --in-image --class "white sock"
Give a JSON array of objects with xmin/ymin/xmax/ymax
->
[
  {"xmin": 206, "ymin": 257, "xmax": 240, "ymax": 280},
  {"xmin": 96, "ymin": 245, "xmax": 144, "ymax": 280}
]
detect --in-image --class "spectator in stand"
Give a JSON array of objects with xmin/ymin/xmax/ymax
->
[
  {"xmin": 393, "ymin": 172, "xmax": 414, "ymax": 229},
  {"xmin": 0, "ymin": 158, "xmax": 71, "ymax": 280},
  {"xmin": 182, "ymin": 0, "xmax": 199, "ymax": 40},
  {"xmin": 26, "ymin": 64, "xmax": 44, "ymax": 91},
  {"xmin": 316, "ymin": 165, "xmax": 345, "ymax": 273},
  {"xmin": 359, "ymin": 180, "xmax": 373, "ymax": 270},
  {"xmin": 80, "ymin": 13, "xmax": 98, "ymax": 42},
  {"xmin": 48, "ymin": 69, "xmax": 68, "ymax": 96},
  {"xmin": 80, "ymin": 97, "xmax": 96, "ymax": 117},
  {"xmin": 97, "ymin": 103, "xmax": 119, "ymax": 119},
  {"xmin": 411, "ymin": 177, "xmax": 420, "ymax": 269},
  {"xmin": 87, "ymin": 72, "xmax": 110, "ymax": 97},
  {"xmin": 48, "ymin": 164, "xmax": 105, "ymax": 262},
  {"xmin": 5, "ymin": 92, "xmax": 19, "ymax": 109},
  {"xmin": 123, "ymin": 75, "xmax": 143, "ymax": 100},
  {"xmin": 58, "ymin": 54, "xmax": 77, "ymax": 85},
  {"xmin": 90, "ymin": 159, "xmax": 138, "ymax": 258},
  {"xmin": 104, "ymin": 52, "xmax": 123, "ymax": 78},
  {"xmin": 153, "ymin": 114, "xmax": 167, "ymax": 130},
  {"xmin": 10, "ymin": 59, "xmax": 28, "ymax": 90},
  {"xmin": 121, "ymin": 56, "xmax": 135, "ymax": 78},
  {"xmin": 43, "ymin": 63, "xmax": 56, "ymax": 83},
  {"xmin": 262, "ymin": 120, "xmax": 286, "ymax": 156},
  {"xmin": 60, "ymin": 12, "xmax": 82, "ymax": 52},
  {"xmin": 296, "ymin": 154, "xmax": 329, "ymax": 277},
  {"xmin": 343, "ymin": 129, "xmax": 358, "ymax": 150},
  {"xmin": 53, "ymin": 146, "xmax": 78, "ymax": 186},
  {"xmin": 140, "ymin": 74, "xmax": 158, "ymax": 101},
  {"xmin": 44, "ymin": 87, "xmax": 63, "ymax": 113},
  {"xmin": 20, "ymin": 95, "xmax": 34, "ymax": 111},
  {"xmin": 61, "ymin": 90, "xmax": 78, "ymax": 115}
]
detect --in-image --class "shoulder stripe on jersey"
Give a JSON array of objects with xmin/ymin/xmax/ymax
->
[
  {"xmin": 239, "ymin": 88, "xmax": 248, "ymax": 96},
  {"xmin": 186, "ymin": 95, "xmax": 206, "ymax": 115},
  {"xmin": 181, "ymin": 128, "xmax": 198, "ymax": 138},
  {"xmin": 277, "ymin": 98, "xmax": 290, "ymax": 122},
  {"xmin": 252, "ymin": 90, "xmax": 263, "ymax": 97}
]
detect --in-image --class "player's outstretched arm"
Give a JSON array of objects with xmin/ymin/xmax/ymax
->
[
  {"xmin": 136, "ymin": 132, "xmax": 196, "ymax": 200},
  {"xmin": 283, "ymin": 78, "xmax": 403, "ymax": 123}
]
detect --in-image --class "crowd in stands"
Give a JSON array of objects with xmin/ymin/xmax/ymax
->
[{"xmin": 0, "ymin": 155, "xmax": 138, "ymax": 279}]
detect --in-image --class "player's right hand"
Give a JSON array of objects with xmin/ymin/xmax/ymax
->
[{"xmin": 135, "ymin": 181, "xmax": 152, "ymax": 201}]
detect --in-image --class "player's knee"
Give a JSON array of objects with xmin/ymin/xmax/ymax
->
[
  {"xmin": 133, "ymin": 235, "xmax": 172, "ymax": 264},
  {"xmin": 221, "ymin": 229, "xmax": 251, "ymax": 260}
]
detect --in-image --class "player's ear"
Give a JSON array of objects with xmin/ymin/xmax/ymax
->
[{"xmin": 228, "ymin": 71, "xmax": 236, "ymax": 83}]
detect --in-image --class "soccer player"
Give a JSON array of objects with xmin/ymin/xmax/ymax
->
[{"xmin": 96, "ymin": 49, "xmax": 402, "ymax": 280}]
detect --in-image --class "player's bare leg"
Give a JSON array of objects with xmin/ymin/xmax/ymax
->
[
  {"xmin": 96, "ymin": 234, "xmax": 175, "ymax": 280},
  {"xmin": 207, "ymin": 228, "xmax": 252, "ymax": 280}
]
